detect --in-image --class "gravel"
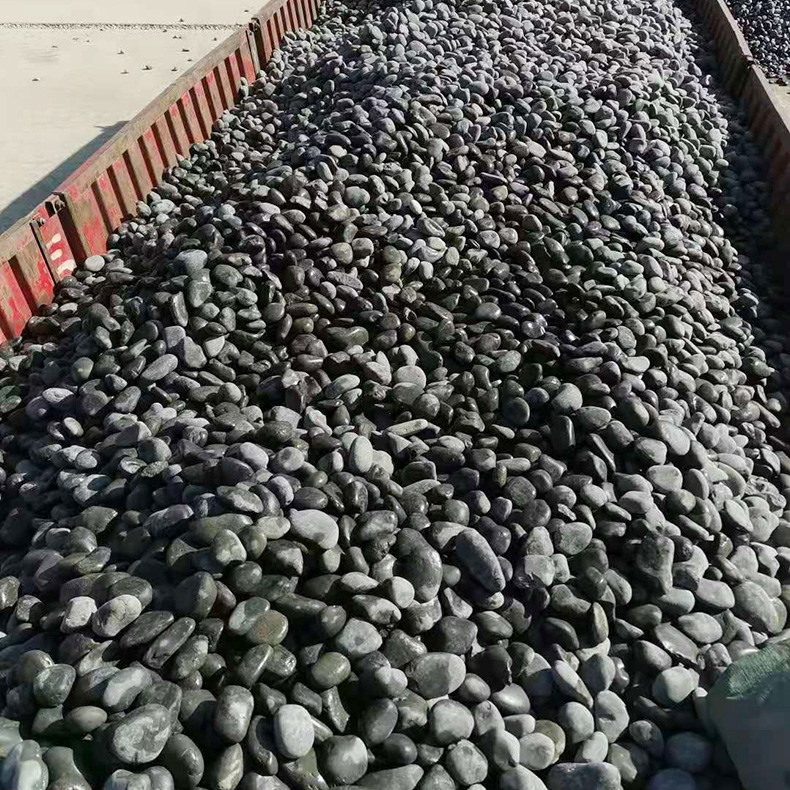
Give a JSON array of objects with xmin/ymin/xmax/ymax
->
[
  {"xmin": 728, "ymin": 0, "xmax": 790, "ymax": 80},
  {"xmin": 0, "ymin": 0, "xmax": 787, "ymax": 788}
]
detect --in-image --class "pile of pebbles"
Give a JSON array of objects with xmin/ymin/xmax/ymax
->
[
  {"xmin": 0, "ymin": 0, "xmax": 789, "ymax": 788},
  {"xmin": 728, "ymin": 0, "xmax": 790, "ymax": 80}
]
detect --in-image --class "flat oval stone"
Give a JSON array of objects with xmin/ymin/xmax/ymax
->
[
  {"xmin": 334, "ymin": 618, "xmax": 383, "ymax": 659},
  {"xmin": 273, "ymin": 704, "xmax": 314, "ymax": 759},
  {"xmin": 33, "ymin": 664, "xmax": 76, "ymax": 707},
  {"xmin": 405, "ymin": 653, "xmax": 466, "ymax": 698},
  {"xmin": 320, "ymin": 735, "xmax": 368, "ymax": 784},
  {"xmin": 214, "ymin": 686, "xmax": 254, "ymax": 743},
  {"xmin": 93, "ymin": 595, "xmax": 143, "ymax": 637},
  {"xmin": 288, "ymin": 510, "xmax": 339, "ymax": 549},
  {"xmin": 454, "ymin": 529, "xmax": 506, "ymax": 592},
  {"xmin": 108, "ymin": 705, "xmax": 172, "ymax": 764}
]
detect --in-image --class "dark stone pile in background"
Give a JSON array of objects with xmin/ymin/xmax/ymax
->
[
  {"xmin": 0, "ymin": 0, "xmax": 788, "ymax": 788},
  {"xmin": 729, "ymin": 0, "xmax": 790, "ymax": 80}
]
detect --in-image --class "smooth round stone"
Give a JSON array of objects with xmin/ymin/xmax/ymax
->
[
  {"xmin": 534, "ymin": 721, "xmax": 566, "ymax": 763},
  {"xmin": 62, "ymin": 597, "xmax": 98, "ymax": 633},
  {"xmin": 33, "ymin": 664, "xmax": 76, "ymax": 707},
  {"xmin": 551, "ymin": 662, "xmax": 593, "ymax": 707},
  {"xmin": 477, "ymin": 726, "xmax": 520, "ymax": 772},
  {"xmin": 107, "ymin": 705, "xmax": 172, "ymax": 764},
  {"xmin": 84, "ymin": 255, "xmax": 107, "ymax": 272},
  {"xmin": 647, "ymin": 465, "xmax": 683, "ymax": 493},
  {"xmin": 383, "ymin": 577, "xmax": 416, "ymax": 609},
  {"xmin": 676, "ymin": 613, "xmax": 723, "ymax": 645},
  {"xmin": 64, "ymin": 707, "xmax": 107, "ymax": 735},
  {"xmin": 457, "ymin": 674, "xmax": 491, "ymax": 704},
  {"xmin": 733, "ymin": 581, "xmax": 781, "ymax": 633},
  {"xmin": 500, "ymin": 765, "xmax": 547, "ymax": 790},
  {"xmin": 101, "ymin": 666, "xmax": 152, "ymax": 712},
  {"xmin": 580, "ymin": 655, "xmax": 616, "ymax": 695},
  {"xmin": 334, "ymin": 618, "xmax": 383, "ymax": 659},
  {"xmin": 137, "ymin": 681, "xmax": 181, "ymax": 728},
  {"xmin": 92, "ymin": 595, "xmax": 143, "ymax": 637},
  {"xmin": 360, "ymin": 699, "xmax": 398, "ymax": 745},
  {"xmin": 557, "ymin": 702, "xmax": 595, "ymax": 744},
  {"xmin": 445, "ymin": 740, "xmax": 488, "ymax": 785},
  {"xmin": 217, "ymin": 487, "xmax": 264, "ymax": 515},
  {"xmin": 554, "ymin": 523, "xmax": 593, "ymax": 555},
  {"xmin": 553, "ymin": 384, "xmax": 583, "ymax": 414},
  {"xmin": 652, "ymin": 667, "xmax": 697, "ymax": 707},
  {"xmin": 429, "ymin": 616, "xmax": 478, "ymax": 655},
  {"xmin": 694, "ymin": 579, "xmax": 735, "ymax": 611},
  {"xmin": 503, "ymin": 398, "xmax": 531, "ymax": 427},
  {"xmin": 593, "ymin": 691, "xmax": 629, "ymax": 743},
  {"xmin": 365, "ymin": 666, "xmax": 408, "ymax": 698},
  {"xmin": 519, "ymin": 733, "xmax": 556, "ymax": 770},
  {"xmin": 357, "ymin": 765, "xmax": 423, "ymax": 790},
  {"xmin": 320, "ymin": 736, "xmax": 368, "ymax": 784},
  {"xmin": 309, "ymin": 652, "xmax": 351, "ymax": 689},
  {"xmin": 43, "ymin": 745, "xmax": 91, "ymax": 790},
  {"xmin": 491, "ymin": 685, "xmax": 532, "ymax": 715},
  {"xmin": 288, "ymin": 510, "xmax": 339, "ymax": 549},
  {"xmin": 273, "ymin": 705, "xmax": 315, "ymax": 759},
  {"xmin": 575, "ymin": 732, "xmax": 609, "ymax": 764},
  {"xmin": 173, "ymin": 572, "xmax": 218, "ymax": 620},
  {"xmin": 207, "ymin": 744, "xmax": 243, "ymax": 790},
  {"xmin": 381, "ymin": 734, "xmax": 418, "ymax": 766},
  {"xmin": 142, "ymin": 767, "xmax": 174, "ymax": 790},
  {"xmin": 405, "ymin": 653, "xmax": 466, "ymax": 698},
  {"xmin": 228, "ymin": 598, "xmax": 270, "ymax": 636},
  {"xmin": 349, "ymin": 435, "xmax": 374, "ymax": 474},
  {"xmin": 454, "ymin": 529, "xmax": 506, "ymax": 592},
  {"xmin": 394, "ymin": 366, "xmax": 427, "ymax": 389},
  {"xmin": 214, "ymin": 686, "xmax": 254, "ymax": 743},
  {"xmin": 159, "ymin": 734, "xmax": 204, "ymax": 787},
  {"xmin": 175, "ymin": 249, "xmax": 208, "ymax": 275},
  {"xmin": 246, "ymin": 611, "xmax": 289, "ymax": 646},
  {"xmin": 429, "ymin": 699, "xmax": 474, "ymax": 745}
]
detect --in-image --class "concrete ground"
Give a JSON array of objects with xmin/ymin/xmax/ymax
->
[{"xmin": 0, "ymin": 1, "xmax": 260, "ymax": 233}]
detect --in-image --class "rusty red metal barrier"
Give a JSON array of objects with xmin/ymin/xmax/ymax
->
[{"xmin": 0, "ymin": 0, "xmax": 318, "ymax": 344}]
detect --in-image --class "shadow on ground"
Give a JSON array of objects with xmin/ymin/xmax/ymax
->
[{"xmin": 0, "ymin": 121, "xmax": 127, "ymax": 234}]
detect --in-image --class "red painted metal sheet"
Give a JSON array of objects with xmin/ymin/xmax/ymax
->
[
  {"xmin": 36, "ymin": 213, "xmax": 77, "ymax": 281},
  {"xmin": 0, "ymin": 218, "xmax": 56, "ymax": 342}
]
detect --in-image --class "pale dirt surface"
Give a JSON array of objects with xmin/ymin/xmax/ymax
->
[
  {"xmin": 0, "ymin": 0, "xmax": 259, "ymax": 233},
  {"xmin": 0, "ymin": 0, "xmax": 256, "ymax": 26}
]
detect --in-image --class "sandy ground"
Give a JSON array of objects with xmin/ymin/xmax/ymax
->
[{"xmin": 0, "ymin": 1, "xmax": 259, "ymax": 233}]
